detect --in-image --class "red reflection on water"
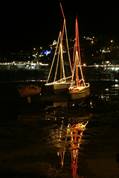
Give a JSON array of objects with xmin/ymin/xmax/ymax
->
[{"xmin": 56, "ymin": 121, "xmax": 88, "ymax": 178}]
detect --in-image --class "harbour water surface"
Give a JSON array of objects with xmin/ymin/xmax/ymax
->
[{"xmin": 0, "ymin": 68, "xmax": 119, "ymax": 178}]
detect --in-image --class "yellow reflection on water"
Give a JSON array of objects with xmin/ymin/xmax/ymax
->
[{"xmin": 56, "ymin": 121, "xmax": 88, "ymax": 178}]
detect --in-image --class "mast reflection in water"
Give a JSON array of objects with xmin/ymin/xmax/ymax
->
[
  {"xmin": 1, "ymin": 67, "xmax": 119, "ymax": 177},
  {"xmin": 55, "ymin": 121, "xmax": 88, "ymax": 178}
]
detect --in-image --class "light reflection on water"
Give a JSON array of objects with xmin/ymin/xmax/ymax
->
[
  {"xmin": 0, "ymin": 81, "xmax": 119, "ymax": 177},
  {"xmin": 91, "ymin": 82, "xmax": 119, "ymax": 109},
  {"xmin": 48, "ymin": 120, "xmax": 88, "ymax": 178}
]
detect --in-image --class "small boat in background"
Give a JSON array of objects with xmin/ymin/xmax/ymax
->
[{"xmin": 18, "ymin": 85, "xmax": 41, "ymax": 98}]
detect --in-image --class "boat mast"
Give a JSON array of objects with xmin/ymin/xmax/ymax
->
[
  {"xmin": 60, "ymin": 24, "xmax": 65, "ymax": 80},
  {"xmin": 75, "ymin": 16, "xmax": 86, "ymax": 86},
  {"xmin": 60, "ymin": 3, "xmax": 72, "ymax": 75}
]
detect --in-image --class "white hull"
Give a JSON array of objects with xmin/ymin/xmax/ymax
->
[
  {"xmin": 53, "ymin": 82, "xmax": 70, "ymax": 90},
  {"xmin": 45, "ymin": 76, "xmax": 72, "ymax": 91}
]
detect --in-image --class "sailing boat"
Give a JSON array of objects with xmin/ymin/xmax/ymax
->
[
  {"xmin": 45, "ymin": 4, "xmax": 72, "ymax": 92},
  {"xmin": 69, "ymin": 16, "xmax": 90, "ymax": 100}
]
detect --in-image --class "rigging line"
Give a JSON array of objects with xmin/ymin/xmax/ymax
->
[
  {"xmin": 60, "ymin": 21, "xmax": 66, "ymax": 80},
  {"xmin": 60, "ymin": 2, "xmax": 72, "ymax": 81},
  {"xmin": 71, "ymin": 38, "xmax": 77, "ymax": 85},
  {"xmin": 54, "ymin": 37, "xmax": 61, "ymax": 82},
  {"xmin": 60, "ymin": 39, "xmax": 66, "ymax": 79},
  {"xmin": 60, "ymin": 2, "xmax": 65, "ymax": 20},
  {"xmin": 75, "ymin": 16, "xmax": 85, "ymax": 86},
  {"xmin": 46, "ymin": 31, "xmax": 61, "ymax": 83},
  {"xmin": 64, "ymin": 20, "xmax": 72, "ymax": 73},
  {"xmin": 71, "ymin": 56, "xmax": 76, "ymax": 86},
  {"xmin": 60, "ymin": 2, "xmax": 72, "ymax": 74},
  {"xmin": 75, "ymin": 51, "xmax": 80, "ymax": 87},
  {"xmin": 54, "ymin": 50, "xmax": 60, "ymax": 82}
]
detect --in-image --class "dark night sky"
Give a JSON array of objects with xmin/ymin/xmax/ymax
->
[{"xmin": 0, "ymin": 1, "xmax": 118, "ymax": 53}]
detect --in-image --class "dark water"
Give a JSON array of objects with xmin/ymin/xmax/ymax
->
[{"xmin": 0, "ymin": 68, "xmax": 119, "ymax": 178}]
